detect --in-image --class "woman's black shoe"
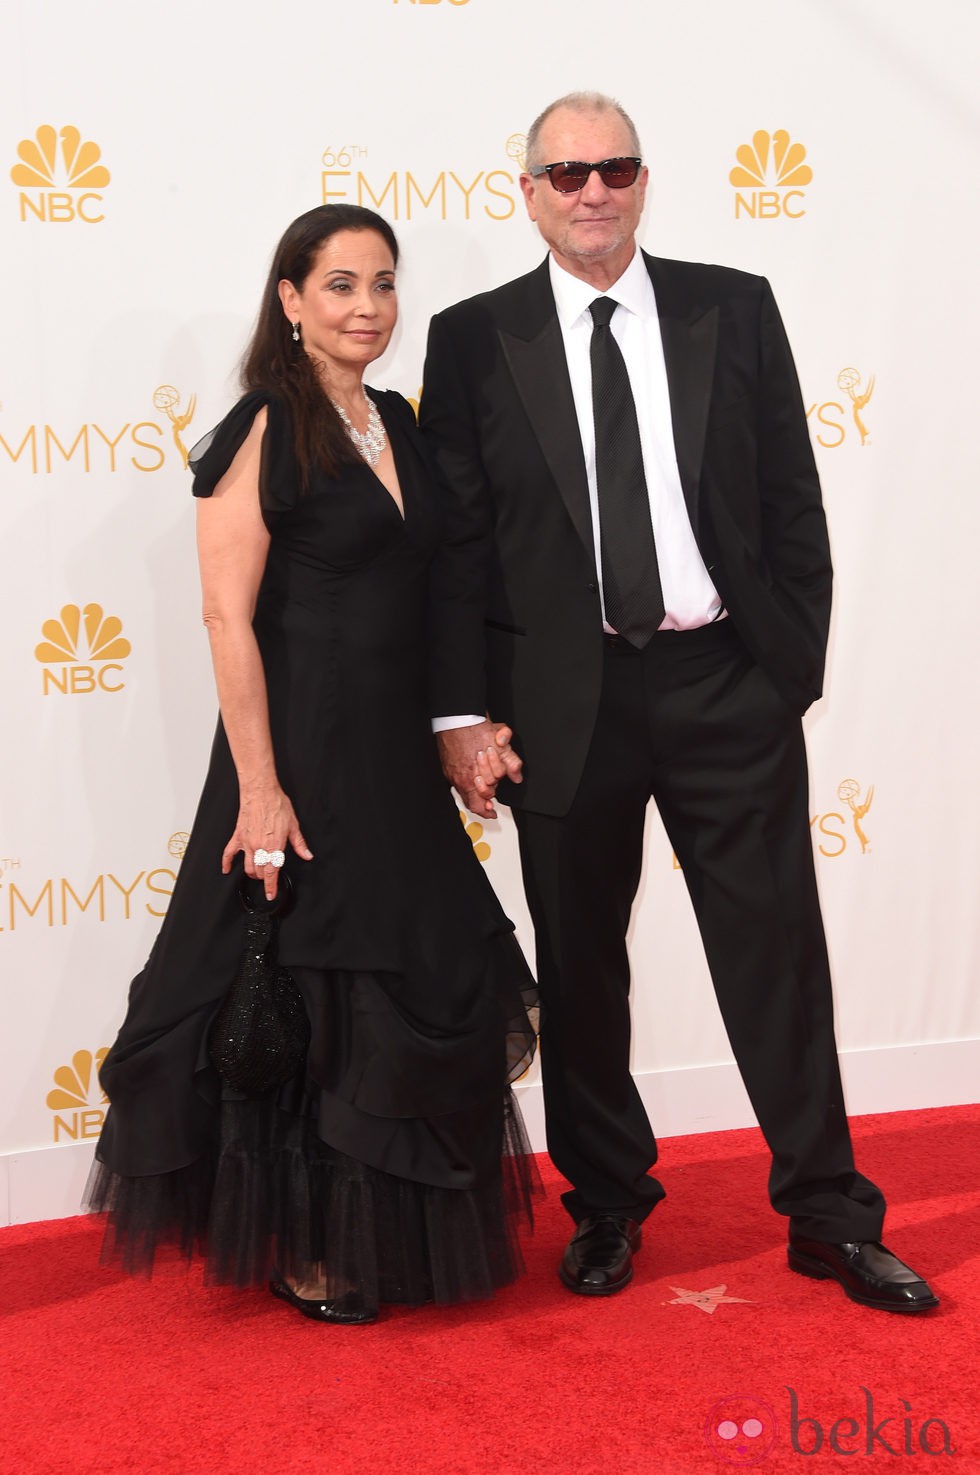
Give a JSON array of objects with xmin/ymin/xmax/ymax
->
[{"xmin": 269, "ymin": 1274, "xmax": 377, "ymax": 1325}]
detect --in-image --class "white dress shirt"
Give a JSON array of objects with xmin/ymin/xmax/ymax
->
[{"xmin": 549, "ymin": 249, "xmax": 722, "ymax": 632}]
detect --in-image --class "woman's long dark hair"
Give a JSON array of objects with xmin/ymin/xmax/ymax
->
[{"xmin": 241, "ymin": 204, "xmax": 400, "ymax": 488}]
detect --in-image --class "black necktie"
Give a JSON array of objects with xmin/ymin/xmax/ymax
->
[{"xmin": 589, "ymin": 296, "xmax": 664, "ymax": 646}]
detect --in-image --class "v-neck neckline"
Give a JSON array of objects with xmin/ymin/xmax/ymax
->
[{"xmin": 364, "ymin": 391, "xmax": 406, "ymax": 523}]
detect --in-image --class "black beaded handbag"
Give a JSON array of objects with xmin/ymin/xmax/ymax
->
[{"xmin": 208, "ymin": 873, "xmax": 310, "ymax": 1096}]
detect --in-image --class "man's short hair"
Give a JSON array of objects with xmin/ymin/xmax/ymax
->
[{"xmin": 525, "ymin": 92, "xmax": 643, "ymax": 171}]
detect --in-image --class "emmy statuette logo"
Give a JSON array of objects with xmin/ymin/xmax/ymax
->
[
  {"xmin": 811, "ymin": 779, "xmax": 874, "ymax": 858},
  {"xmin": 153, "ymin": 385, "xmax": 197, "ymax": 468},
  {"xmin": 837, "ymin": 368, "xmax": 874, "ymax": 446},
  {"xmin": 730, "ymin": 130, "xmax": 812, "ymax": 219},
  {"xmin": 11, "ymin": 124, "xmax": 110, "ymax": 223},
  {"xmin": 505, "ymin": 134, "xmax": 527, "ymax": 173},
  {"xmin": 837, "ymin": 778, "xmax": 874, "ymax": 854},
  {"xmin": 807, "ymin": 368, "xmax": 876, "ymax": 449}
]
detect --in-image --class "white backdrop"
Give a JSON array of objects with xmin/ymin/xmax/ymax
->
[{"xmin": 2, "ymin": 0, "xmax": 978, "ymax": 1225}]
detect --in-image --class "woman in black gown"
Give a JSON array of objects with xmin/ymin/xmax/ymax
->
[{"xmin": 86, "ymin": 204, "xmax": 539, "ymax": 1324}]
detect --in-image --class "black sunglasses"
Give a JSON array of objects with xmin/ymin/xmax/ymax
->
[{"xmin": 527, "ymin": 157, "xmax": 642, "ymax": 194}]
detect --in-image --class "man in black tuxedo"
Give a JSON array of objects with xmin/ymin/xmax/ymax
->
[{"xmin": 420, "ymin": 92, "xmax": 935, "ymax": 1313}]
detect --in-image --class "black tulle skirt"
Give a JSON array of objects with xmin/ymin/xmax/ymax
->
[
  {"xmin": 85, "ymin": 1090, "xmax": 538, "ymax": 1311},
  {"xmin": 85, "ymin": 960, "xmax": 541, "ymax": 1315}
]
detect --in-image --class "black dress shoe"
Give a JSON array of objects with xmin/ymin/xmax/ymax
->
[
  {"xmin": 269, "ymin": 1274, "xmax": 377, "ymax": 1325},
  {"xmin": 559, "ymin": 1215, "xmax": 642, "ymax": 1296},
  {"xmin": 788, "ymin": 1236, "xmax": 938, "ymax": 1313}
]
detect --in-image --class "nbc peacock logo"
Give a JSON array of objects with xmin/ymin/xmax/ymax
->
[
  {"xmin": 730, "ymin": 129, "xmax": 812, "ymax": 220},
  {"xmin": 46, "ymin": 1048, "xmax": 109, "ymax": 1142},
  {"xmin": 11, "ymin": 124, "xmax": 110, "ymax": 224},
  {"xmin": 459, "ymin": 810, "xmax": 491, "ymax": 863},
  {"xmin": 34, "ymin": 603, "xmax": 132, "ymax": 696}
]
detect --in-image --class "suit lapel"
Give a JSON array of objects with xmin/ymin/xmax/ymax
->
[
  {"xmin": 497, "ymin": 261, "xmax": 596, "ymax": 563},
  {"xmin": 493, "ymin": 254, "xmax": 719, "ymax": 554},
  {"xmin": 646, "ymin": 254, "xmax": 718, "ymax": 532}
]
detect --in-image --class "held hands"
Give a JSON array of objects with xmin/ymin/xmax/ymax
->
[
  {"xmin": 437, "ymin": 720, "xmax": 523, "ymax": 818},
  {"xmin": 222, "ymin": 784, "xmax": 314, "ymax": 901}
]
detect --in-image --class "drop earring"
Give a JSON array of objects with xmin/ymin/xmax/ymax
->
[{"xmin": 291, "ymin": 321, "xmax": 300, "ymax": 342}]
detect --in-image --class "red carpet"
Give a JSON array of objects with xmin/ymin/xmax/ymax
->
[{"xmin": 2, "ymin": 1105, "xmax": 978, "ymax": 1473}]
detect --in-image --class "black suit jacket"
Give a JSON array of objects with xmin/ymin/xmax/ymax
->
[{"xmin": 420, "ymin": 251, "xmax": 831, "ymax": 818}]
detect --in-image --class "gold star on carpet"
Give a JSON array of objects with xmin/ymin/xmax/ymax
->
[{"xmin": 667, "ymin": 1284, "xmax": 751, "ymax": 1314}]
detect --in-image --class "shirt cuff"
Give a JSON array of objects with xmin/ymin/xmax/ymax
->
[{"xmin": 431, "ymin": 714, "xmax": 485, "ymax": 733}]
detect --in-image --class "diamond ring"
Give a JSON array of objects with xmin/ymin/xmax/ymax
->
[{"xmin": 254, "ymin": 848, "xmax": 285, "ymax": 868}]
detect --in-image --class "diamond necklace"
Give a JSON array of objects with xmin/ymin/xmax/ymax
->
[{"xmin": 332, "ymin": 396, "xmax": 387, "ymax": 468}]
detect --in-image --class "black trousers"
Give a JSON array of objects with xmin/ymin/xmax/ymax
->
[{"xmin": 513, "ymin": 622, "xmax": 885, "ymax": 1242}]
